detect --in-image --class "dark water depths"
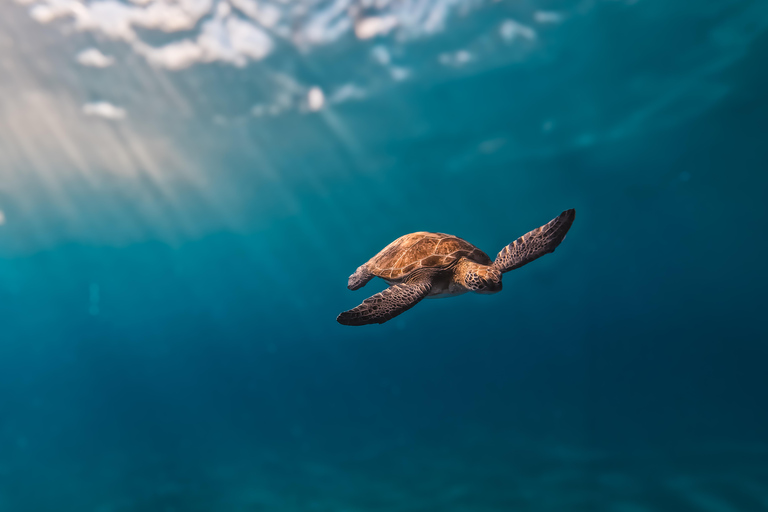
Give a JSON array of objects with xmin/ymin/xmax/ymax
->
[{"xmin": 1, "ymin": 0, "xmax": 767, "ymax": 510}]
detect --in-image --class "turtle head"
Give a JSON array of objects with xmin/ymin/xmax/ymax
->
[{"xmin": 463, "ymin": 264, "xmax": 502, "ymax": 294}]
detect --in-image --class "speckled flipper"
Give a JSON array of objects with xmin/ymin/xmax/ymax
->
[
  {"xmin": 492, "ymin": 209, "xmax": 575, "ymax": 274},
  {"xmin": 337, "ymin": 280, "xmax": 432, "ymax": 326},
  {"xmin": 348, "ymin": 265, "xmax": 374, "ymax": 290}
]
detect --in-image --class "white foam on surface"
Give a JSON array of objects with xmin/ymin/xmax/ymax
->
[
  {"xmin": 534, "ymin": 10, "xmax": 564, "ymax": 24},
  {"xmin": 500, "ymin": 19, "xmax": 537, "ymax": 42},
  {"xmin": 82, "ymin": 101, "xmax": 127, "ymax": 119},
  {"xmin": 20, "ymin": 0, "xmax": 497, "ymax": 69},
  {"xmin": 329, "ymin": 83, "xmax": 367, "ymax": 104},
  {"xmin": 354, "ymin": 16, "xmax": 398, "ymax": 40},
  {"xmin": 438, "ymin": 49, "xmax": 472, "ymax": 67},
  {"xmin": 77, "ymin": 47, "xmax": 115, "ymax": 67},
  {"xmin": 307, "ymin": 86, "xmax": 325, "ymax": 111}
]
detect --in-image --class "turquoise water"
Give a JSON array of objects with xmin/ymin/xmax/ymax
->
[{"xmin": 1, "ymin": 0, "xmax": 768, "ymax": 510}]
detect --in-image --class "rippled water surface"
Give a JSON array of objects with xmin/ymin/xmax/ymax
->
[{"xmin": 1, "ymin": 0, "xmax": 767, "ymax": 510}]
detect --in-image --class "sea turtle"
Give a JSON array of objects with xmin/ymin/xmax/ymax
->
[{"xmin": 337, "ymin": 209, "xmax": 575, "ymax": 326}]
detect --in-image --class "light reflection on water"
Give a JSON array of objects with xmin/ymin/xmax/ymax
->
[{"xmin": 1, "ymin": 0, "xmax": 767, "ymax": 510}]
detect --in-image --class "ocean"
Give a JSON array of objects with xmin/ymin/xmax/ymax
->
[{"xmin": 1, "ymin": 0, "xmax": 767, "ymax": 510}]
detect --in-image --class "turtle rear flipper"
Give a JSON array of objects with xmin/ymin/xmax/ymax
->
[
  {"xmin": 493, "ymin": 209, "xmax": 575, "ymax": 274},
  {"xmin": 337, "ymin": 280, "xmax": 432, "ymax": 326},
  {"xmin": 348, "ymin": 265, "xmax": 374, "ymax": 290}
]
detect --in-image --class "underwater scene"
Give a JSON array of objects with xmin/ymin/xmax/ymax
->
[{"xmin": 1, "ymin": 0, "xmax": 767, "ymax": 510}]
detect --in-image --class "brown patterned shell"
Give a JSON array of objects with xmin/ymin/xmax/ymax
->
[{"xmin": 367, "ymin": 232, "xmax": 492, "ymax": 281}]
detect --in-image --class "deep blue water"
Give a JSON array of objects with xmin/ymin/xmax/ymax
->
[{"xmin": 1, "ymin": 0, "xmax": 768, "ymax": 510}]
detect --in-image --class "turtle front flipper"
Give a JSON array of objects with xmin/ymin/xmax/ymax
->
[
  {"xmin": 493, "ymin": 209, "xmax": 575, "ymax": 273},
  {"xmin": 337, "ymin": 280, "xmax": 432, "ymax": 326}
]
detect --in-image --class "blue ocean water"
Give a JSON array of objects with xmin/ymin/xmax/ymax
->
[{"xmin": 1, "ymin": 0, "xmax": 767, "ymax": 510}]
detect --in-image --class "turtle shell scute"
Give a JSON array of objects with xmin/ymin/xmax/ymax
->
[{"xmin": 368, "ymin": 232, "xmax": 491, "ymax": 280}]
